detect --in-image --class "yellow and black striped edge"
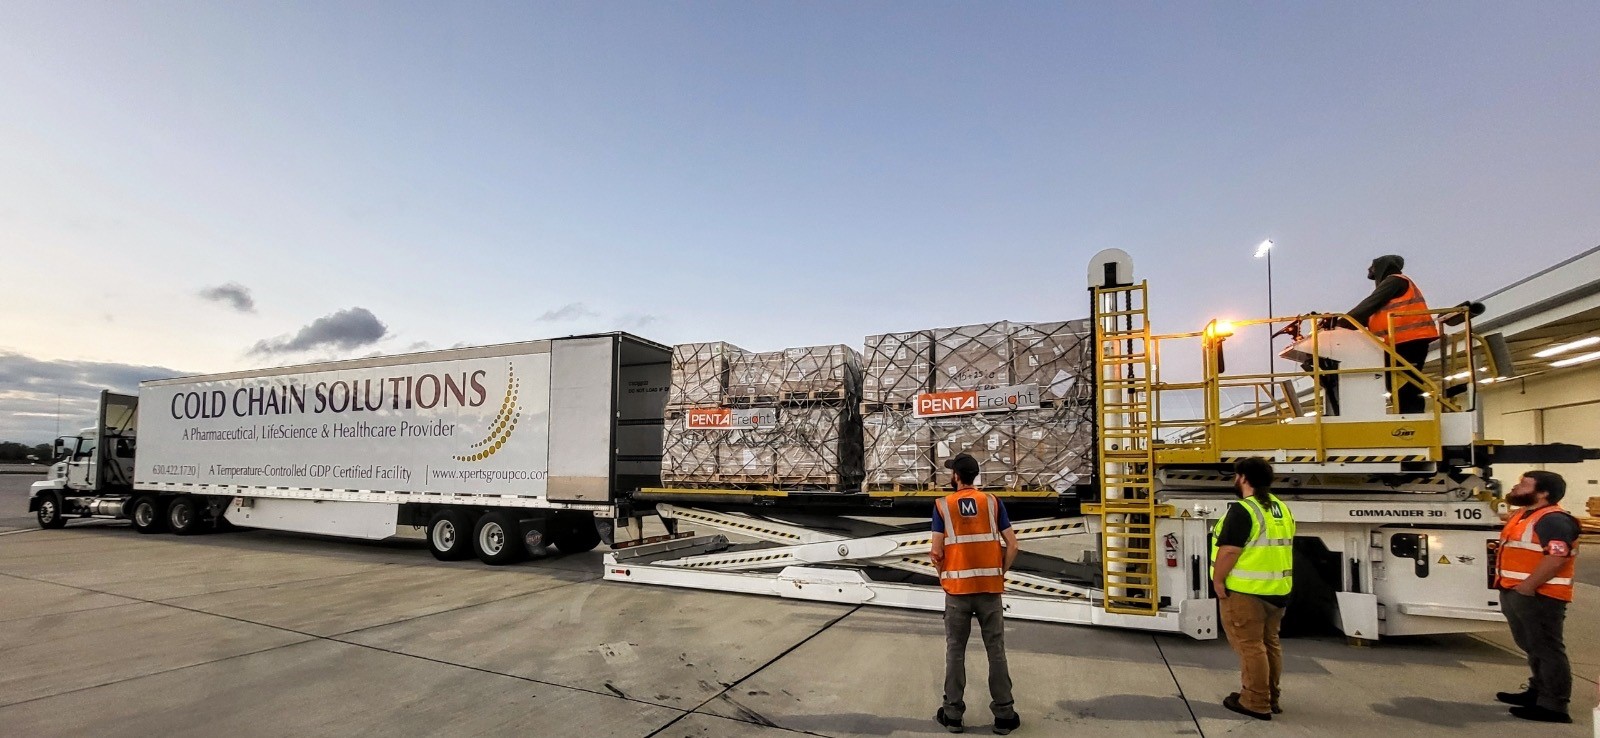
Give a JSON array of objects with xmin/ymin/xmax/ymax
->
[
  {"xmin": 1220, "ymin": 454, "xmax": 1431, "ymax": 463},
  {"xmin": 866, "ymin": 489, "xmax": 1061, "ymax": 499},
  {"xmin": 640, "ymin": 487, "xmax": 791, "ymax": 497},
  {"xmin": 668, "ymin": 511, "xmax": 807, "ymax": 541}
]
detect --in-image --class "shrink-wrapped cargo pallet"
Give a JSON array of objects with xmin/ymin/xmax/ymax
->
[
  {"xmin": 669, "ymin": 342, "xmax": 747, "ymax": 409},
  {"xmin": 863, "ymin": 331, "xmax": 933, "ymax": 404},
  {"xmin": 663, "ymin": 342, "xmax": 864, "ymax": 490},
  {"xmin": 930, "ymin": 414, "xmax": 1017, "ymax": 489},
  {"xmin": 864, "ymin": 321, "xmax": 1093, "ymax": 406},
  {"xmin": 1012, "ymin": 406, "xmax": 1094, "ymax": 493},
  {"xmin": 864, "ymin": 410, "xmax": 933, "ymax": 488},
  {"xmin": 1012, "ymin": 320, "xmax": 1093, "ymax": 402},
  {"xmin": 935, "ymin": 322, "xmax": 1013, "ymax": 393}
]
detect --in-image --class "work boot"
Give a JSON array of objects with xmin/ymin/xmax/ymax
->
[
  {"xmin": 1223, "ymin": 692, "xmax": 1272, "ymax": 721},
  {"xmin": 935, "ymin": 708, "xmax": 964, "ymax": 733},
  {"xmin": 993, "ymin": 714, "xmax": 1021, "ymax": 735},
  {"xmin": 1509, "ymin": 705, "xmax": 1572, "ymax": 723},
  {"xmin": 1494, "ymin": 688, "xmax": 1538, "ymax": 707},
  {"xmin": 1270, "ymin": 702, "xmax": 1282, "ymax": 715}
]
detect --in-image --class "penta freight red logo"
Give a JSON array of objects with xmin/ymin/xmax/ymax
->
[
  {"xmin": 916, "ymin": 391, "xmax": 979, "ymax": 418},
  {"xmin": 914, "ymin": 384, "xmax": 1041, "ymax": 418},
  {"xmin": 686, "ymin": 407, "xmax": 776, "ymax": 430}
]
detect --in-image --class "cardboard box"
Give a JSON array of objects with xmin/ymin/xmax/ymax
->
[
  {"xmin": 774, "ymin": 406, "xmax": 862, "ymax": 485},
  {"xmin": 934, "ymin": 322, "xmax": 1013, "ymax": 393},
  {"xmin": 864, "ymin": 331, "xmax": 933, "ymax": 404},
  {"xmin": 669, "ymin": 342, "xmax": 747, "ymax": 409},
  {"xmin": 779, "ymin": 344, "xmax": 863, "ymax": 401},
  {"xmin": 929, "ymin": 415, "xmax": 1016, "ymax": 490},
  {"xmin": 864, "ymin": 410, "xmax": 933, "ymax": 488},
  {"xmin": 1011, "ymin": 408, "xmax": 1093, "ymax": 493},
  {"xmin": 1012, "ymin": 320, "xmax": 1093, "ymax": 402}
]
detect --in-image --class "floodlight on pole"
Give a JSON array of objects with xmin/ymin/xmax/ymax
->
[{"xmin": 1255, "ymin": 239, "xmax": 1277, "ymax": 395}]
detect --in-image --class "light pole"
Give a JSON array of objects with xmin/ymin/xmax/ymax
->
[{"xmin": 1255, "ymin": 239, "xmax": 1276, "ymax": 399}]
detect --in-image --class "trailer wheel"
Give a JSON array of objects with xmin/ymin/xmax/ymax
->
[
  {"xmin": 427, "ymin": 510, "xmax": 476, "ymax": 561},
  {"xmin": 473, "ymin": 511, "xmax": 526, "ymax": 565},
  {"xmin": 130, "ymin": 496, "xmax": 168, "ymax": 534},
  {"xmin": 36, "ymin": 492, "xmax": 67, "ymax": 529},
  {"xmin": 550, "ymin": 512, "xmax": 601, "ymax": 554},
  {"xmin": 167, "ymin": 495, "xmax": 205, "ymax": 536}
]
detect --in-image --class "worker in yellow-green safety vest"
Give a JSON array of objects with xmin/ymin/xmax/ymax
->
[{"xmin": 1210, "ymin": 457, "xmax": 1296, "ymax": 722}]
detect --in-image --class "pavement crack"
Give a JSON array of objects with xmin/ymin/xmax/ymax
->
[
  {"xmin": 1153, "ymin": 635, "xmax": 1205, "ymax": 738},
  {"xmin": 645, "ymin": 605, "xmax": 861, "ymax": 738}
]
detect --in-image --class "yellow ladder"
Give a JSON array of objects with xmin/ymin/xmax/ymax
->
[{"xmin": 1094, "ymin": 281, "xmax": 1158, "ymax": 615}]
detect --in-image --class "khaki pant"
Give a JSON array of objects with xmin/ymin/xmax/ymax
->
[{"xmin": 1219, "ymin": 593, "xmax": 1285, "ymax": 714}]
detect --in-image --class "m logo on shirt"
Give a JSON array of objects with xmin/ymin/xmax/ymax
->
[{"xmin": 958, "ymin": 498, "xmax": 978, "ymax": 517}]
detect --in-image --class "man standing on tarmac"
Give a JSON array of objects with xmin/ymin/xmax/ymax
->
[
  {"xmin": 1211, "ymin": 457, "xmax": 1295, "ymax": 721},
  {"xmin": 1345, "ymin": 255, "xmax": 1439, "ymax": 414},
  {"xmin": 931, "ymin": 452, "xmax": 1022, "ymax": 735},
  {"xmin": 1495, "ymin": 471, "xmax": 1579, "ymax": 724}
]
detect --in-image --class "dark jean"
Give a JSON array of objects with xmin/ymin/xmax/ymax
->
[
  {"xmin": 942, "ymin": 593, "xmax": 1016, "ymax": 722},
  {"xmin": 1501, "ymin": 589, "xmax": 1571, "ymax": 712}
]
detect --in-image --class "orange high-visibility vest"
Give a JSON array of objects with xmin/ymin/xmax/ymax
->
[
  {"xmin": 1496, "ymin": 505, "xmax": 1578, "ymax": 602},
  {"xmin": 935, "ymin": 489, "xmax": 1007, "ymax": 595},
  {"xmin": 1368, "ymin": 275, "xmax": 1440, "ymax": 345}
]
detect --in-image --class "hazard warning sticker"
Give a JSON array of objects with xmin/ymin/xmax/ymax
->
[{"xmin": 1437, "ymin": 555, "xmax": 1451, "ymax": 565}]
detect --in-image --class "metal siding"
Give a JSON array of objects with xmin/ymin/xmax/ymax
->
[{"xmin": 547, "ymin": 336, "xmax": 617, "ymax": 502}]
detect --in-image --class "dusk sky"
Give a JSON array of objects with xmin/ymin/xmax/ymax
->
[{"xmin": 3, "ymin": 2, "xmax": 1598, "ymax": 442}]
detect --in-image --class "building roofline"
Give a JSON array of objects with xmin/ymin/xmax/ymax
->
[{"xmin": 1478, "ymin": 243, "xmax": 1600, "ymax": 302}]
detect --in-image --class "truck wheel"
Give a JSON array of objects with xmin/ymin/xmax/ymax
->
[
  {"xmin": 473, "ymin": 511, "xmax": 526, "ymax": 565},
  {"xmin": 36, "ymin": 492, "xmax": 67, "ymax": 529},
  {"xmin": 427, "ymin": 510, "xmax": 476, "ymax": 561},
  {"xmin": 167, "ymin": 495, "xmax": 205, "ymax": 536},
  {"xmin": 130, "ymin": 496, "xmax": 169, "ymax": 534},
  {"xmin": 550, "ymin": 513, "xmax": 601, "ymax": 554}
]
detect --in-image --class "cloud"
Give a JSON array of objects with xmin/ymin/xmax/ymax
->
[
  {"xmin": 198, "ymin": 283, "xmax": 256, "ymax": 313},
  {"xmin": 535, "ymin": 302, "xmax": 599, "ymax": 322},
  {"xmin": 251, "ymin": 307, "xmax": 388, "ymax": 356},
  {"xmin": 0, "ymin": 351, "xmax": 185, "ymax": 443},
  {"xmin": 619, "ymin": 313, "xmax": 663, "ymax": 330}
]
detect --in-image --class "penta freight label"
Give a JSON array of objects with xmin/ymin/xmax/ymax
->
[
  {"xmin": 685, "ymin": 407, "xmax": 778, "ymax": 430},
  {"xmin": 913, "ymin": 384, "xmax": 1041, "ymax": 418}
]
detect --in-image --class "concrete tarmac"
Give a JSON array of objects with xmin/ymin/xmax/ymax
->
[{"xmin": 0, "ymin": 508, "xmax": 1595, "ymax": 735}]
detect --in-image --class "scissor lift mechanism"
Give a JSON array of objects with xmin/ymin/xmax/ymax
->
[{"xmin": 602, "ymin": 504, "xmax": 1219, "ymax": 638}]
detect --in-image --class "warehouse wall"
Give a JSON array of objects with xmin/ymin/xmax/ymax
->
[{"xmin": 1481, "ymin": 364, "xmax": 1600, "ymax": 515}]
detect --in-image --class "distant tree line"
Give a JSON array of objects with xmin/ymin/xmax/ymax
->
[{"xmin": 0, "ymin": 442, "xmax": 55, "ymax": 463}]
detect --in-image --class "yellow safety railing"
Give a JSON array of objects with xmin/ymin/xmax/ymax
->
[{"xmin": 1093, "ymin": 281, "xmax": 1159, "ymax": 615}]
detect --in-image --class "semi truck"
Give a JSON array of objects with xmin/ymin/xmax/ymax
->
[
  {"xmin": 28, "ymin": 251, "xmax": 1593, "ymax": 640},
  {"xmin": 30, "ymin": 334, "xmax": 670, "ymax": 564}
]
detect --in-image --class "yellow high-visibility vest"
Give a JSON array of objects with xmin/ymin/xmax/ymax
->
[{"xmin": 1211, "ymin": 494, "xmax": 1296, "ymax": 597}]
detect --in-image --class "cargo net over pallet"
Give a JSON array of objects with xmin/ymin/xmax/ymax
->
[
  {"xmin": 665, "ymin": 343, "xmax": 864, "ymax": 491},
  {"xmin": 862, "ymin": 320, "xmax": 1095, "ymax": 493}
]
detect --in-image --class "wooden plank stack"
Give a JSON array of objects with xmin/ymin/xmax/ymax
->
[{"xmin": 1582, "ymin": 497, "xmax": 1600, "ymax": 541}]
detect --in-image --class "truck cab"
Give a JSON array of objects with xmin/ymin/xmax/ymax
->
[{"xmin": 29, "ymin": 391, "xmax": 140, "ymax": 529}]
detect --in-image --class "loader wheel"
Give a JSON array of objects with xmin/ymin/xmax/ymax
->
[
  {"xmin": 473, "ymin": 511, "xmax": 526, "ymax": 565},
  {"xmin": 131, "ymin": 496, "xmax": 169, "ymax": 534},
  {"xmin": 167, "ymin": 495, "xmax": 205, "ymax": 536},
  {"xmin": 550, "ymin": 512, "xmax": 602, "ymax": 554},
  {"xmin": 427, "ymin": 510, "xmax": 476, "ymax": 561},
  {"xmin": 36, "ymin": 492, "xmax": 67, "ymax": 529}
]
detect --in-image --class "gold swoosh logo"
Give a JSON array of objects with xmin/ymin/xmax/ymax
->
[{"xmin": 454, "ymin": 362, "xmax": 520, "ymax": 462}]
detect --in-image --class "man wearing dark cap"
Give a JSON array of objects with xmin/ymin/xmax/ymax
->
[
  {"xmin": 1346, "ymin": 255, "xmax": 1439, "ymax": 414},
  {"xmin": 931, "ymin": 452, "xmax": 1021, "ymax": 735}
]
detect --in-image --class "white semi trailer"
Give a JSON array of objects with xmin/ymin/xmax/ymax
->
[{"xmin": 30, "ymin": 333, "xmax": 670, "ymax": 564}]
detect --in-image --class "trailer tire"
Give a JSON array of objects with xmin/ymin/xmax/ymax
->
[
  {"xmin": 427, "ymin": 510, "xmax": 476, "ymax": 561},
  {"xmin": 550, "ymin": 513, "xmax": 601, "ymax": 554},
  {"xmin": 473, "ymin": 511, "xmax": 526, "ymax": 565},
  {"xmin": 36, "ymin": 492, "xmax": 67, "ymax": 529},
  {"xmin": 167, "ymin": 495, "xmax": 205, "ymax": 536},
  {"xmin": 130, "ymin": 496, "xmax": 168, "ymax": 534}
]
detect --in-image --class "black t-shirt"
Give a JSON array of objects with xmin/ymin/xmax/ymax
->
[
  {"xmin": 1527, "ymin": 509, "xmax": 1581, "ymax": 557},
  {"xmin": 1215, "ymin": 499, "xmax": 1291, "ymax": 608}
]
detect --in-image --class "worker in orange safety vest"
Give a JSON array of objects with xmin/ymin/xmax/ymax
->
[
  {"xmin": 1345, "ymin": 255, "xmax": 1440, "ymax": 414},
  {"xmin": 1493, "ymin": 471, "xmax": 1579, "ymax": 724},
  {"xmin": 931, "ymin": 453, "xmax": 1021, "ymax": 735}
]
